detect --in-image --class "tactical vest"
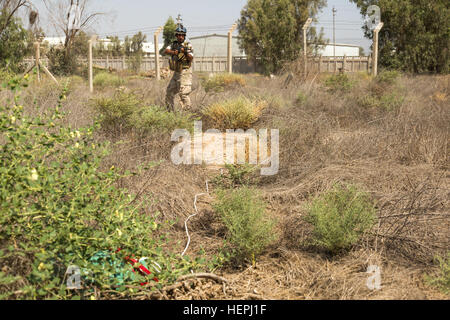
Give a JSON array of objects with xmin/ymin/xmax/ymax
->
[{"xmin": 168, "ymin": 41, "xmax": 192, "ymax": 72}]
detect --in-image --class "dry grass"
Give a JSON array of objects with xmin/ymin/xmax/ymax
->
[
  {"xmin": 1, "ymin": 69, "xmax": 449, "ymax": 300},
  {"xmin": 202, "ymin": 96, "xmax": 267, "ymax": 129}
]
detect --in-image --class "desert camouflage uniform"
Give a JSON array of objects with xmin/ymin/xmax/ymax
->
[{"xmin": 165, "ymin": 40, "xmax": 194, "ymax": 112}]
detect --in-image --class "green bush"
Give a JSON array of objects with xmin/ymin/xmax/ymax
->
[
  {"xmin": 296, "ymin": 91, "xmax": 308, "ymax": 105},
  {"xmin": 131, "ymin": 105, "xmax": 194, "ymax": 133},
  {"xmin": 212, "ymin": 164, "xmax": 257, "ymax": 188},
  {"xmin": 213, "ymin": 187, "xmax": 278, "ymax": 263},
  {"xmin": 0, "ymin": 68, "xmax": 16, "ymax": 84},
  {"xmin": 91, "ymin": 89, "xmax": 142, "ymax": 128},
  {"xmin": 376, "ymin": 70, "xmax": 400, "ymax": 86},
  {"xmin": 0, "ymin": 77, "xmax": 208, "ymax": 299},
  {"xmin": 203, "ymin": 73, "xmax": 246, "ymax": 93},
  {"xmin": 304, "ymin": 184, "xmax": 377, "ymax": 253},
  {"xmin": 47, "ymin": 47, "xmax": 80, "ymax": 76},
  {"xmin": 202, "ymin": 96, "xmax": 266, "ymax": 129},
  {"xmin": 324, "ymin": 74, "xmax": 354, "ymax": 93},
  {"xmin": 359, "ymin": 91, "xmax": 405, "ymax": 111},
  {"xmin": 93, "ymin": 72, "xmax": 125, "ymax": 88},
  {"xmin": 425, "ymin": 253, "xmax": 450, "ymax": 295}
]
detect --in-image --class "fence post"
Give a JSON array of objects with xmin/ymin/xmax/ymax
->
[
  {"xmin": 154, "ymin": 26, "xmax": 163, "ymax": 80},
  {"xmin": 319, "ymin": 55, "xmax": 322, "ymax": 73},
  {"xmin": 88, "ymin": 35, "xmax": 97, "ymax": 93},
  {"xmin": 34, "ymin": 42, "xmax": 40, "ymax": 82},
  {"xmin": 227, "ymin": 23, "xmax": 237, "ymax": 73},
  {"xmin": 343, "ymin": 54, "xmax": 346, "ymax": 73},
  {"xmin": 372, "ymin": 22, "xmax": 383, "ymax": 77},
  {"xmin": 302, "ymin": 18, "xmax": 312, "ymax": 77}
]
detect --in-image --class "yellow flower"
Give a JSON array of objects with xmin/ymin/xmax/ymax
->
[
  {"xmin": 10, "ymin": 116, "xmax": 16, "ymax": 124},
  {"xmin": 70, "ymin": 132, "xmax": 75, "ymax": 138},
  {"xmin": 30, "ymin": 168, "xmax": 38, "ymax": 181},
  {"xmin": 75, "ymin": 131, "xmax": 81, "ymax": 138},
  {"xmin": 116, "ymin": 228, "xmax": 123, "ymax": 237},
  {"xmin": 74, "ymin": 142, "xmax": 80, "ymax": 148},
  {"xmin": 38, "ymin": 262, "xmax": 45, "ymax": 271},
  {"xmin": 90, "ymin": 296, "xmax": 96, "ymax": 300},
  {"xmin": 24, "ymin": 74, "xmax": 29, "ymax": 80}
]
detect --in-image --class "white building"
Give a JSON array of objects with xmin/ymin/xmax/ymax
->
[
  {"xmin": 42, "ymin": 36, "xmax": 163, "ymax": 56},
  {"xmin": 317, "ymin": 43, "xmax": 361, "ymax": 56},
  {"xmin": 189, "ymin": 34, "xmax": 245, "ymax": 57},
  {"xmin": 42, "ymin": 36, "xmax": 66, "ymax": 47}
]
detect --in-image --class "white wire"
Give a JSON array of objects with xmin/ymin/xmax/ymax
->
[{"xmin": 181, "ymin": 181, "xmax": 209, "ymax": 257}]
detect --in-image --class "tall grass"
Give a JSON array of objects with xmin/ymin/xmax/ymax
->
[{"xmin": 202, "ymin": 96, "xmax": 266, "ymax": 129}]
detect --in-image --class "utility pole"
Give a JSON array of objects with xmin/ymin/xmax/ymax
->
[
  {"xmin": 154, "ymin": 26, "xmax": 163, "ymax": 80},
  {"xmin": 227, "ymin": 23, "xmax": 237, "ymax": 74},
  {"xmin": 88, "ymin": 35, "xmax": 97, "ymax": 93},
  {"xmin": 302, "ymin": 18, "xmax": 312, "ymax": 77},
  {"xmin": 34, "ymin": 42, "xmax": 40, "ymax": 82},
  {"xmin": 372, "ymin": 22, "xmax": 384, "ymax": 77},
  {"xmin": 332, "ymin": 6, "xmax": 337, "ymax": 58}
]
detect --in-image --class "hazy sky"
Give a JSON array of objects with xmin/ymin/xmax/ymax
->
[{"xmin": 36, "ymin": 0, "xmax": 371, "ymax": 51}]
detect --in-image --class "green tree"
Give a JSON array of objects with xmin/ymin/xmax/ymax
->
[
  {"xmin": 359, "ymin": 46, "xmax": 366, "ymax": 56},
  {"xmin": 124, "ymin": 36, "xmax": 132, "ymax": 57},
  {"xmin": 106, "ymin": 35, "xmax": 123, "ymax": 57},
  {"xmin": 131, "ymin": 31, "xmax": 146, "ymax": 53},
  {"xmin": 237, "ymin": 0, "xmax": 327, "ymax": 74},
  {"xmin": 0, "ymin": 14, "xmax": 28, "ymax": 72},
  {"xmin": 128, "ymin": 31, "xmax": 147, "ymax": 72},
  {"xmin": 161, "ymin": 16, "xmax": 177, "ymax": 55},
  {"xmin": 350, "ymin": 0, "xmax": 449, "ymax": 73}
]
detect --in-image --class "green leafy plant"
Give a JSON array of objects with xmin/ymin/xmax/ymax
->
[
  {"xmin": 0, "ymin": 77, "xmax": 207, "ymax": 299},
  {"xmin": 296, "ymin": 90, "xmax": 308, "ymax": 105},
  {"xmin": 212, "ymin": 164, "xmax": 257, "ymax": 188},
  {"xmin": 358, "ymin": 91, "xmax": 405, "ymax": 111},
  {"xmin": 93, "ymin": 72, "xmax": 125, "ymax": 88},
  {"xmin": 324, "ymin": 74, "xmax": 354, "ymax": 93},
  {"xmin": 213, "ymin": 187, "xmax": 278, "ymax": 264},
  {"xmin": 375, "ymin": 70, "xmax": 400, "ymax": 86},
  {"xmin": 304, "ymin": 183, "xmax": 377, "ymax": 253},
  {"xmin": 131, "ymin": 105, "xmax": 195, "ymax": 133},
  {"xmin": 91, "ymin": 88, "xmax": 142, "ymax": 129},
  {"xmin": 425, "ymin": 252, "xmax": 450, "ymax": 295}
]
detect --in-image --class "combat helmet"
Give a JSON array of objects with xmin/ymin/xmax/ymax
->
[{"xmin": 175, "ymin": 25, "xmax": 187, "ymax": 36}]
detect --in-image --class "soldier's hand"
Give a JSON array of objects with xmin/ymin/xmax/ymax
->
[
  {"xmin": 180, "ymin": 47, "xmax": 185, "ymax": 53},
  {"xmin": 173, "ymin": 50, "xmax": 179, "ymax": 56}
]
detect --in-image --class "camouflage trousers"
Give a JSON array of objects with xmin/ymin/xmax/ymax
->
[{"xmin": 165, "ymin": 68, "xmax": 192, "ymax": 112}]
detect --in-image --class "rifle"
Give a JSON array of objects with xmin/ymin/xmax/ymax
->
[{"xmin": 169, "ymin": 42, "xmax": 192, "ymax": 71}]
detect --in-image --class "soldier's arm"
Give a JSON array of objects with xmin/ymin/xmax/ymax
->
[
  {"xmin": 180, "ymin": 45, "xmax": 193, "ymax": 61},
  {"xmin": 165, "ymin": 43, "xmax": 179, "ymax": 56}
]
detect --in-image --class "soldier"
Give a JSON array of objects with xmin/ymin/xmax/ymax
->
[{"xmin": 164, "ymin": 25, "xmax": 194, "ymax": 112}]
